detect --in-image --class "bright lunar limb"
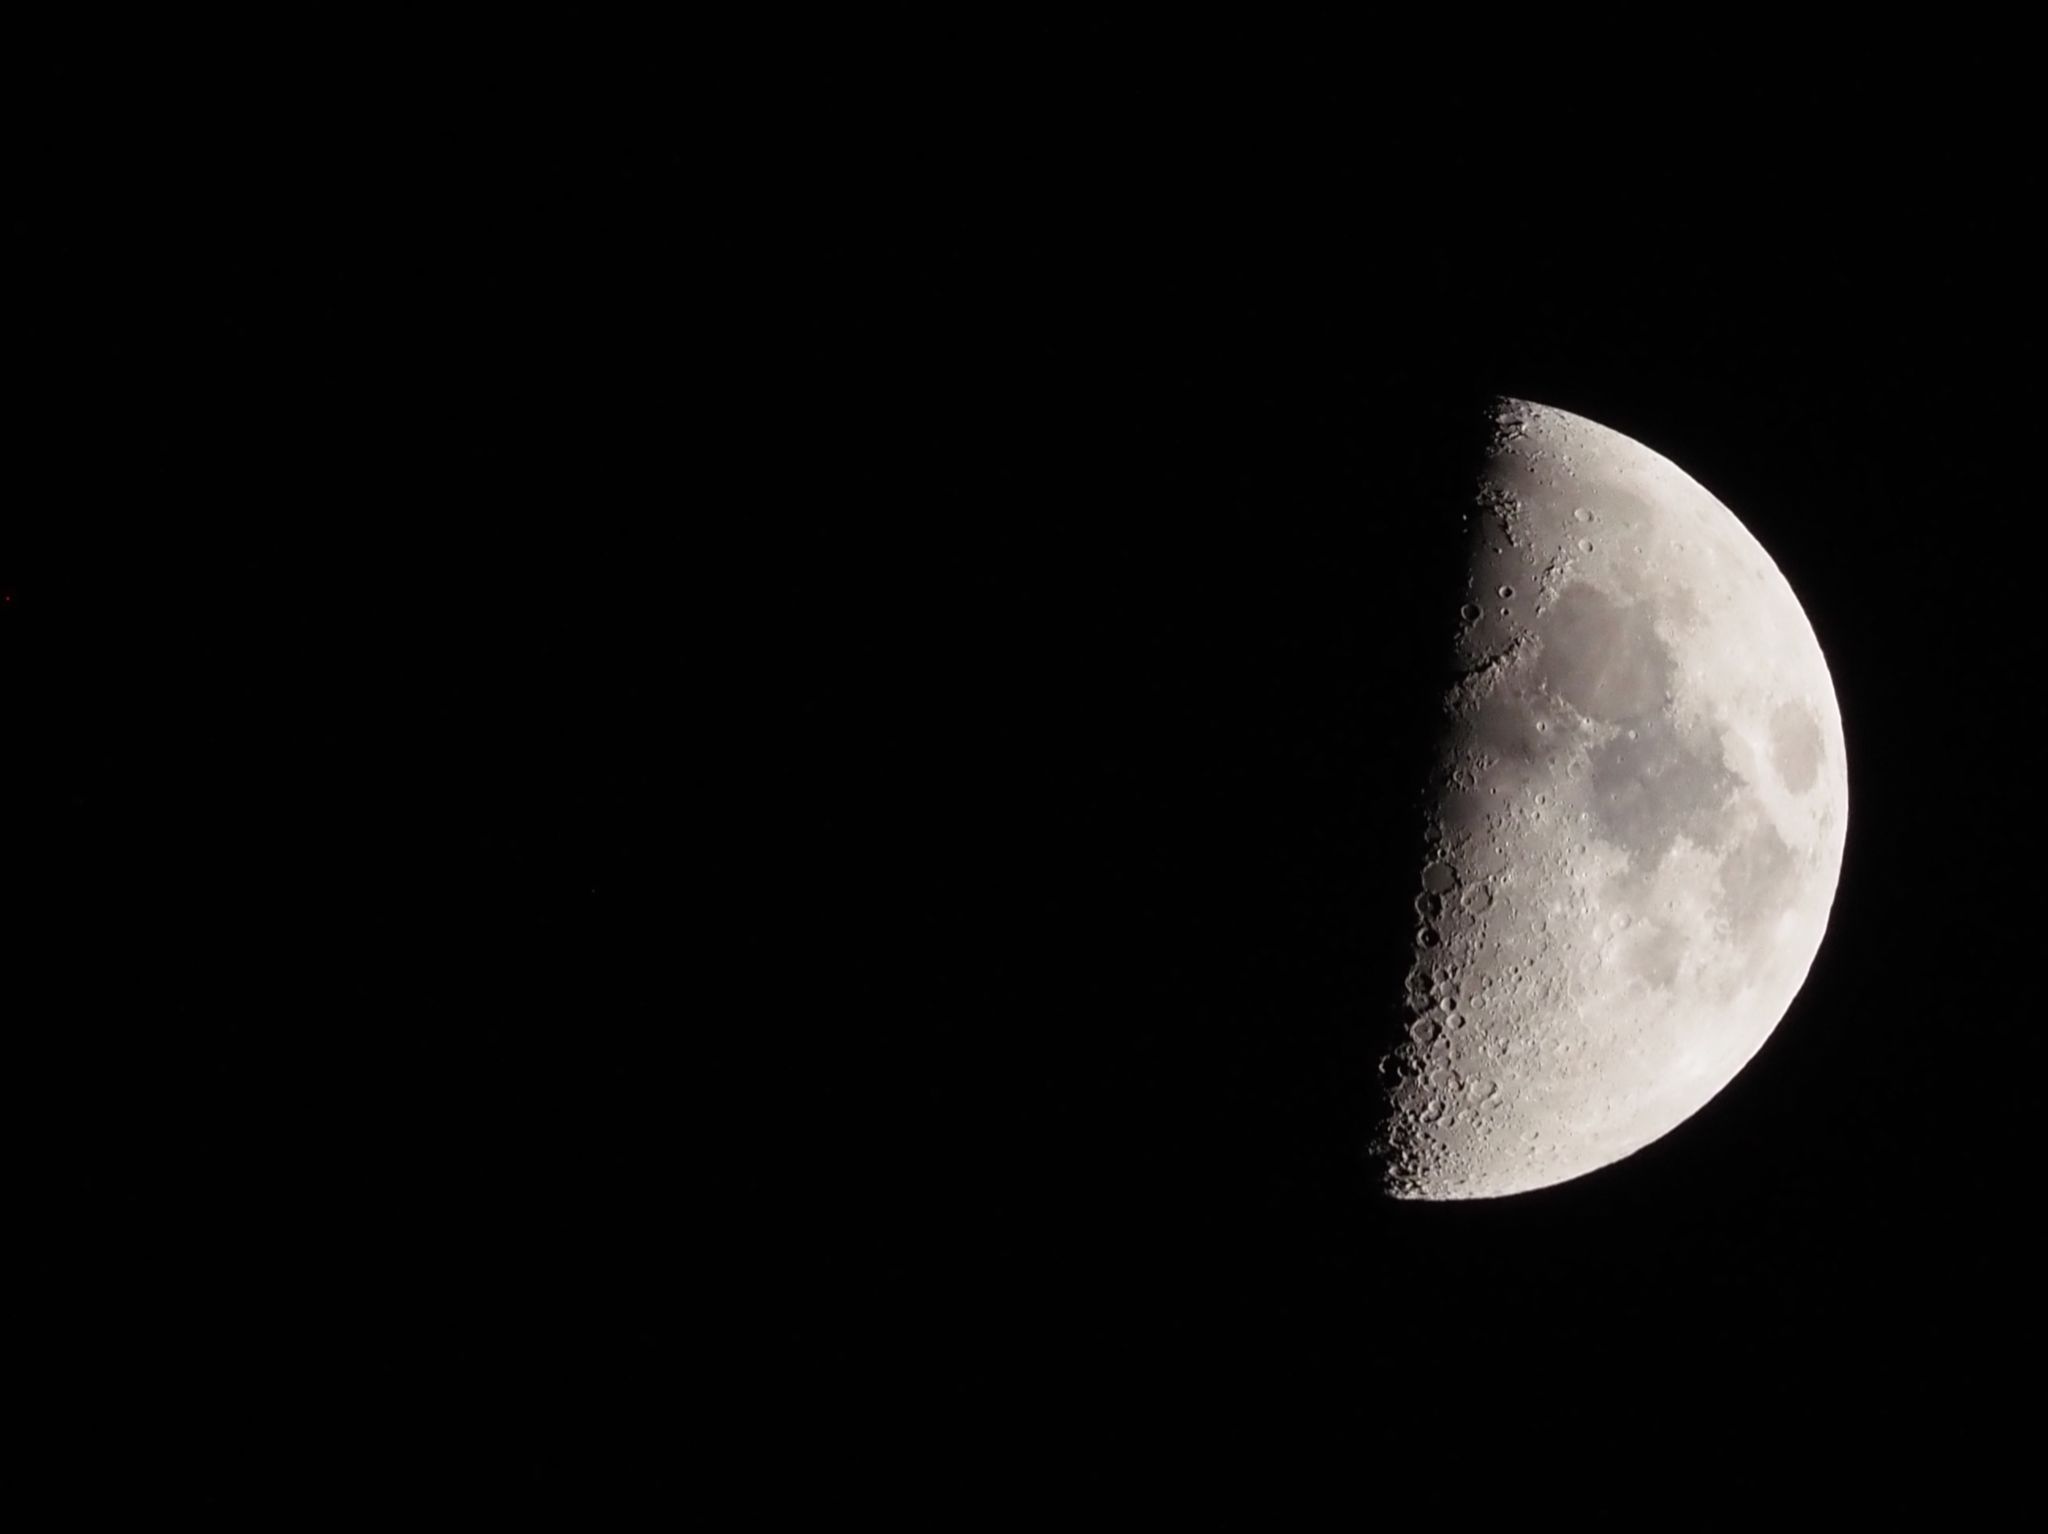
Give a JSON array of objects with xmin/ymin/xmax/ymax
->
[{"xmin": 1374, "ymin": 398, "xmax": 1848, "ymax": 1200}]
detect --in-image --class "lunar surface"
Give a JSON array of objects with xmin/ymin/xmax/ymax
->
[{"xmin": 1373, "ymin": 399, "xmax": 1847, "ymax": 1200}]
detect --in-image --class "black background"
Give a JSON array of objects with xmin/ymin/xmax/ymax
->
[{"xmin": 10, "ymin": 28, "xmax": 2035, "ymax": 1506}]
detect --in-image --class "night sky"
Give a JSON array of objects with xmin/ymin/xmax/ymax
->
[
  {"xmin": 12, "ymin": 30, "xmax": 2035, "ymax": 1509},
  {"xmin": 783, "ymin": 36, "xmax": 2036, "ymax": 1502}
]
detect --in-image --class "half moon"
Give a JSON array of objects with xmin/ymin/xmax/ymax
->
[{"xmin": 1374, "ymin": 398, "xmax": 1848, "ymax": 1200}]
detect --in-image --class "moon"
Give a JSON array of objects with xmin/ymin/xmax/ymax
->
[{"xmin": 1372, "ymin": 398, "xmax": 1848, "ymax": 1200}]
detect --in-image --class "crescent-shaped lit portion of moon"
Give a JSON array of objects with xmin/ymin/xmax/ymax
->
[{"xmin": 1375, "ymin": 399, "xmax": 1848, "ymax": 1200}]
